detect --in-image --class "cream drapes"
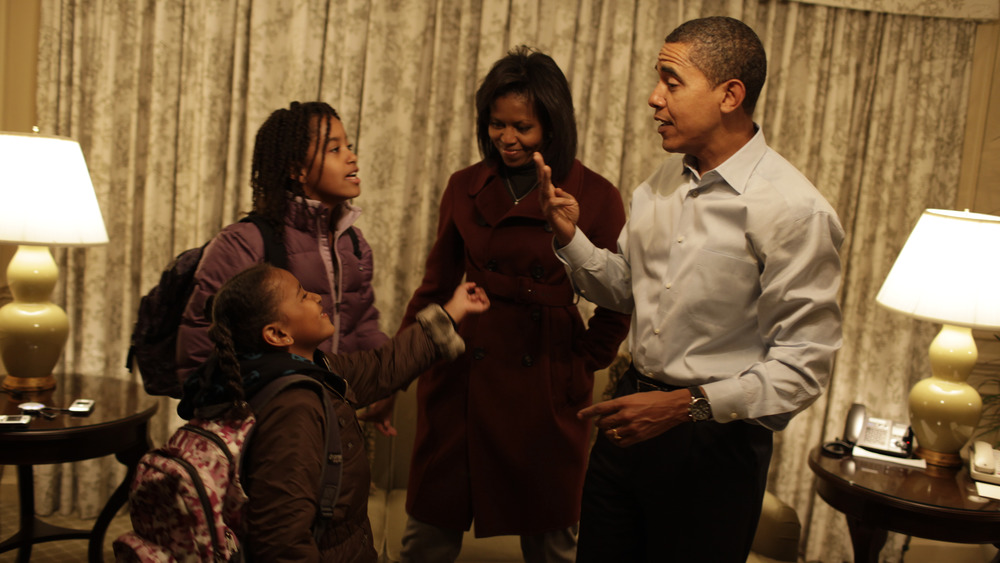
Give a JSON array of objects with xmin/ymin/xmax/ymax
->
[
  {"xmin": 35, "ymin": 0, "xmax": 977, "ymax": 560},
  {"xmin": 788, "ymin": 0, "xmax": 998, "ymax": 20}
]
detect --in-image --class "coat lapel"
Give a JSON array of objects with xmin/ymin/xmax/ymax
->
[{"xmin": 468, "ymin": 161, "xmax": 585, "ymax": 225}]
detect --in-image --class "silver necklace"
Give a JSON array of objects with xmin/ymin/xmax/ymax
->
[{"xmin": 504, "ymin": 176, "xmax": 539, "ymax": 205}]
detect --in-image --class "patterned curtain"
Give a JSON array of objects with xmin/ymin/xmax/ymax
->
[
  {"xmin": 35, "ymin": 0, "xmax": 977, "ymax": 559},
  {"xmin": 789, "ymin": 0, "xmax": 998, "ymax": 19}
]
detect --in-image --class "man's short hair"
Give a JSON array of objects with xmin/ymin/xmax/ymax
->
[{"xmin": 665, "ymin": 17, "xmax": 767, "ymax": 115}]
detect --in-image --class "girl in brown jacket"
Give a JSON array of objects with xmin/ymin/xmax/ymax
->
[{"xmin": 178, "ymin": 264, "xmax": 489, "ymax": 562}]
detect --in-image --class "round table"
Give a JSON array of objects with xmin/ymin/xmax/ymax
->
[
  {"xmin": 808, "ymin": 446, "xmax": 1000, "ymax": 562},
  {"xmin": 0, "ymin": 374, "xmax": 159, "ymax": 563}
]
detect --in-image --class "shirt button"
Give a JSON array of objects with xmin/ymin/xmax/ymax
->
[
  {"xmin": 653, "ymin": 329, "xmax": 660, "ymax": 335},
  {"xmin": 730, "ymin": 412, "xmax": 739, "ymax": 420},
  {"xmin": 486, "ymin": 260, "xmax": 498, "ymax": 272},
  {"xmin": 691, "ymin": 191, "xmax": 699, "ymax": 198},
  {"xmin": 665, "ymin": 282, "xmax": 672, "ymax": 289},
  {"xmin": 677, "ymin": 236, "xmax": 685, "ymax": 243},
  {"xmin": 473, "ymin": 347, "xmax": 486, "ymax": 360}
]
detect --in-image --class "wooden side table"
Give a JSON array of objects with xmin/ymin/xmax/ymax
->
[
  {"xmin": 0, "ymin": 374, "xmax": 158, "ymax": 563},
  {"xmin": 808, "ymin": 446, "xmax": 1000, "ymax": 562}
]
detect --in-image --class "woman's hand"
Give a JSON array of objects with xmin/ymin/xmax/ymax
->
[
  {"xmin": 442, "ymin": 282, "xmax": 490, "ymax": 324},
  {"xmin": 535, "ymin": 152, "xmax": 579, "ymax": 247}
]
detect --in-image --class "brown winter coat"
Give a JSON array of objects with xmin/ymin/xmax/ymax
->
[
  {"xmin": 244, "ymin": 306, "xmax": 460, "ymax": 562},
  {"xmin": 399, "ymin": 160, "xmax": 631, "ymax": 536}
]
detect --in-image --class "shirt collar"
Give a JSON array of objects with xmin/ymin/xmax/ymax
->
[{"xmin": 682, "ymin": 125, "xmax": 766, "ymax": 196}]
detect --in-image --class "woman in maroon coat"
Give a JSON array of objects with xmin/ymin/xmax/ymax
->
[{"xmin": 396, "ymin": 46, "xmax": 631, "ymax": 562}]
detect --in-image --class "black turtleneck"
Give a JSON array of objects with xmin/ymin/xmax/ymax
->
[{"xmin": 500, "ymin": 162, "xmax": 539, "ymax": 202}]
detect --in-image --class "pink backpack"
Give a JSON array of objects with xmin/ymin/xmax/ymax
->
[{"xmin": 113, "ymin": 375, "xmax": 341, "ymax": 562}]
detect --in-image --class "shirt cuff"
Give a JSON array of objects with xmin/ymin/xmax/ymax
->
[
  {"xmin": 702, "ymin": 378, "xmax": 748, "ymax": 423},
  {"xmin": 553, "ymin": 227, "xmax": 594, "ymax": 267}
]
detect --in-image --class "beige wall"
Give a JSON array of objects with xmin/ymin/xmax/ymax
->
[
  {"xmin": 958, "ymin": 21, "xmax": 1000, "ymax": 215},
  {"xmin": 0, "ymin": 0, "xmax": 39, "ymax": 133}
]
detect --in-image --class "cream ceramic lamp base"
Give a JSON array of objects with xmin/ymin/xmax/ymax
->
[
  {"xmin": 0, "ymin": 245, "xmax": 68, "ymax": 393},
  {"xmin": 908, "ymin": 324, "xmax": 982, "ymax": 467}
]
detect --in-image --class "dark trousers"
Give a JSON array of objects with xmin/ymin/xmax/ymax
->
[{"xmin": 577, "ymin": 368, "xmax": 773, "ymax": 563}]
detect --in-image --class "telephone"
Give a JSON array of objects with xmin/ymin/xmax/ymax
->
[
  {"xmin": 970, "ymin": 440, "xmax": 1000, "ymax": 485},
  {"xmin": 842, "ymin": 403, "xmax": 914, "ymax": 458}
]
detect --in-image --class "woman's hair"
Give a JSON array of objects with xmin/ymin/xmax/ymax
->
[
  {"xmin": 251, "ymin": 101, "xmax": 342, "ymax": 229},
  {"xmin": 197, "ymin": 264, "xmax": 283, "ymax": 410},
  {"xmin": 475, "ymin": 46, "xmax": 577, "ymax": 182}
]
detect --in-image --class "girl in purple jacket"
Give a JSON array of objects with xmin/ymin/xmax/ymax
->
[{"xmin": 177, "ymin": 102, "xmax": 389, "ymax": 388}]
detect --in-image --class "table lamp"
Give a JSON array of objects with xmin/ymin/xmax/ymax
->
[
  {"xmin": 875, "ymin": 209, "xmax": 1000, "ymax": 467},
  {"xmin": 0, "ymin": 132, "xmax": 108, "ymax": 393}
]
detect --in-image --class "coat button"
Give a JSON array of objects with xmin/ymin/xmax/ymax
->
[
  {"xmin": 475, "ymin": 214, "xmax": 488, "ymax": 227},
  {"xmin": 473, "ymin": 347, "xmax": 486, "ymax": 360},
  {"xmin": 531, "ymin": 265, "xmax": 544, "ymax": 280},
  {"xmin": 543, "ymin": 223, "xmax": 553, "ymax": 233},
  {"xmin": 522, "ymin": 355, "xmax": 534, "ymax": 367},
  {"xmin": 530, "ymin": 309, "xmax": 541, "ymax": 322},
  {"xmin": 486, "ymin": 260, "xmax": 498, "ymax": 272}
]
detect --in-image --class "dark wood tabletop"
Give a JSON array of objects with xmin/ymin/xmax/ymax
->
[
  {"xmin": 0, "ymin": 374, "xmax": 159, "ymax": 563},
  {"xmin": 809, "ymin": 445, "xmax": 1000, "ymax": 562}
]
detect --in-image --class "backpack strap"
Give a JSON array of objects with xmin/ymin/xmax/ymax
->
[
  {"xmin": 344, "ymin": 226, "xmax": 362, "ymax": 260},
  {"xmin": 240, "ymin": 214, "xmax": 288, "ymax": 270},
  {"xmin": 248, "ymin": 374, "xmax": 342, "ymax": 542}
]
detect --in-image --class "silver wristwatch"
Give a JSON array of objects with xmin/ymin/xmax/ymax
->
[{"xmin": 688, "ymin": 386, "xmax": 711, "ymax": 422}]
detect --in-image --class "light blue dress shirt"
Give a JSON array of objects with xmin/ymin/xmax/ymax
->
[{"xmin": 557, "ymin": 129, "xmax": 844, "ymax": 431}]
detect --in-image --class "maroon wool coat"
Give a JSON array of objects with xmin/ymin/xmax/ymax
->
[{"xmin": 399, "ymin": 160, "xmax": 631, "ymax": 537}]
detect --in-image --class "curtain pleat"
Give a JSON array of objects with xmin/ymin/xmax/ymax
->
[{"xmin": 34, "ymin": 0, "xmax": 978, "ymax": 558}]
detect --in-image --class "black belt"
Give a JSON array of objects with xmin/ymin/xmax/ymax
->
[{"xmin": 625, "ymin": 363, "xmax": 683, "ymax": 393}]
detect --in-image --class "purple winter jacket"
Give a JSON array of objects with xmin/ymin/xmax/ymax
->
[{"xmin": 176, "ymin": 196, "xmax": 389, "ymax": 388}]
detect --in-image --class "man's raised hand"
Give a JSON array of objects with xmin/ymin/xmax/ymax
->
[{"xmin": 534, "ymin": 152, "xmax": 579, "ymax": 246}]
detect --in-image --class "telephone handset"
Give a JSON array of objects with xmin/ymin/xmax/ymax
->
[
  {"xmin": 970, "ymin": 440, "xmax": 1000, "ymax": 485},
  {"xmin": 842, "ymin": 403, "xmax": 913, "ymax": 458}
]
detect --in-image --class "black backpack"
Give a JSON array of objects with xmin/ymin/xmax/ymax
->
[{"xmin": 126, "ymin": 215, "xmax": 288, "ymax": 398}]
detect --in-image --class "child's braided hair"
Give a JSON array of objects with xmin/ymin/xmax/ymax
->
[{"xmin": 251, "ymin": 101, "xmax": 342, "ymax": 235}]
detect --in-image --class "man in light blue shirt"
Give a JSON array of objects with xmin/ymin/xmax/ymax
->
[{"xmin": 537, "ymin": 16, "xmax": 843, "ymax": 562}]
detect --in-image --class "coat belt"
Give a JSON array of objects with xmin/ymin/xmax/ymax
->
[{"xmin": 467, "ymin": 270, "xmax": 576, "ymax": 307}]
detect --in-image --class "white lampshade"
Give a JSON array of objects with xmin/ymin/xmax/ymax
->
[
  {"xmin": 0, "ymin": 132, "xmax": 108, "ymax": 246},
  {"xmin": 875, "ymin": 208, "xmax": 1000, "ymax": 467},
  {"xmin": 0, "ymin": 131, "xmax": 108, "ymax": 393},
  {"xmin": 876, "ymin": 209, "xmax": 1000, "ymax": 330}
]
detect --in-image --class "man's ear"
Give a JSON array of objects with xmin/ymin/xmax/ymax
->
[
  {"xmin": 262, "ymin": 322, "xmax": 292, "ymax": 347},
  {"xmin": 719, "ymin": 79, "xmax": 747, "ymax": 114}
]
